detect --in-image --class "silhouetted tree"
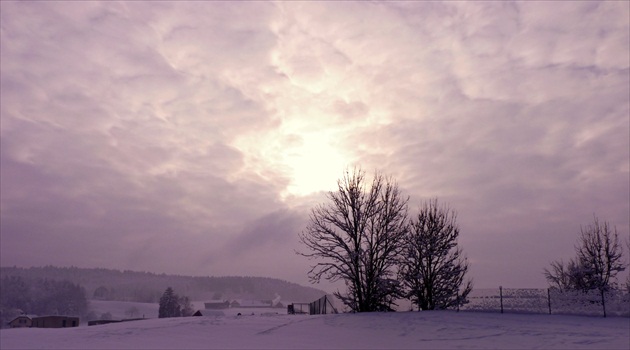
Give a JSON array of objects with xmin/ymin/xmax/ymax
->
[
  {"xmin": 298, "ymin": 168, "xmax": 408, "ymax": 312},
  {"xmin": 545, "ymin": 216, "xmax": 625, "ymax": 292},
  {"xmin": 158, "ymin": 287, "xmax": 181, "ymax": 318},
  {"xmin": 399, "ymin": 199, "xmax": 472, "ymax": 310}
]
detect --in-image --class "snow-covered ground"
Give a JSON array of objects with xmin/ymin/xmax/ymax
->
[{"xmin": 1, "ymin": 310, "xmax": 628, "ymax": 349}]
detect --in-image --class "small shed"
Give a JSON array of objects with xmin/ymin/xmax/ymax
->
[
  {"xmin": 31, "ymin": 316, "xmax": 79, "ymax": 328},
  {"xmin": 9, "ymin": 315, "xmax": 32, "ymax": 328}
]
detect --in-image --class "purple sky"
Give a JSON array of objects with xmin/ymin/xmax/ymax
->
[{"xmin": 1, "ymin": 1, "xmax": 628, "ymax": 292}]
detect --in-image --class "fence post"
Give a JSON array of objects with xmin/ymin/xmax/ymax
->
[
  {"xmin": 456, "ymin": 292, "xmax": 460, "ymax": 312},
  {"xmin": 600, "ymin": 289, "xmax": 607, "ymax": 318},
  {"xmin": 547, "ymin": 288, "xmax": 551, "ymax": 315},
  {"xmin": 499, "ymin": 286, "xmax": 503, "ymax": 314}
]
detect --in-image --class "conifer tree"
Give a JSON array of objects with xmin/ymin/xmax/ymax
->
[{"xmin": 158, "ymin": 287, "xmax": 181, "ymax": 318}]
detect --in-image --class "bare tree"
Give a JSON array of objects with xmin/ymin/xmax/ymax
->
[
  {"xmin": 399, "ymin": 199, "xmax": 472, "ymax": 311},
  {"xmin": 298, "ymin": 168, "xmax": 408, "ymax": 312},
  {"xmin": 545, "ymin": 216, "xmax": 625, "ymax": 292},
  {"xmin": 180, "ymin": 296, "xmax": 194, "ymax": 317},
  {"xmin": 576, "ymin": 217, "xmax": 625, "ymax": 291},
  {"xmin": 544, "ymin": 258, "xmax": 592, "ymax": 292},
  {"xmin": 544, "ymin": 260, "xmax": 570, "ymax": 291}
]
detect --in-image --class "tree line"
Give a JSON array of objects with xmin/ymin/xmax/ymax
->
[
  {"xmin": 0, "ymin": 276, "xmax": 88, "ymax": 327},
  {"xmin": 0, "ymin": 266, "xmax": 326, "ymax": 304},
  {"xmin": 298, "ymin": 168, "xmax": 472, "ymax": 312}
]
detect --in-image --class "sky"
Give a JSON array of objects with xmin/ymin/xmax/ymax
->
[{"xmin": 1, "ymin": 1, "xmax": 629, "ymax": 292}]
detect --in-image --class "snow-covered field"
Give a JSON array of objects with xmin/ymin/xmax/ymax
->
[{"xmin": 1, "ymin": 310, "xmax": 628, "ymax": 349}]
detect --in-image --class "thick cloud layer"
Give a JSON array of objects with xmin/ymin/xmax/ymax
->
[{"xmin": 1, "ymin": 1, "xmax": 628, "ymax": 289}]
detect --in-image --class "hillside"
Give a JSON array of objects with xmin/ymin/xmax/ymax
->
[{"xmin": 0, "ymin": 266, "xmax": 327, "ymax": 304}]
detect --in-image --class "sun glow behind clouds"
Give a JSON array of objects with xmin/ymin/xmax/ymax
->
[
  {"xmin": 284, "ymin": 133, "xmax": 346, "ymax": 197},
  {"xmin": 232, "ymin": 126, "xmax": 347, "ymax": 200}
]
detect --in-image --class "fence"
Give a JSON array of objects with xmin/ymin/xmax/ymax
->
[
  {"xmin": 309, "ymin": 295, "xmax": 338, "ymax": 315},
  {"xmin": 460, "ymin": 287, "xmax": 630, "ymax": 317},
  {"xmin": 288, "ymin": 295, "xmax": 338, "ymax": 315}
]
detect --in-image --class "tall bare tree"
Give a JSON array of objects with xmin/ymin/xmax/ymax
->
[
  {"xmin": 399, "ymin": 199, "xmax": 472, "ymax": 310},
  {"xmin": 298, "ymin": 168, "xmax": 408, "ymax": 312},
  {"xmin": 545, "ymin": 216, "xmax": 625, "ymax": 292}
]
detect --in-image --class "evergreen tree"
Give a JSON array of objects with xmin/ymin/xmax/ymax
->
[
  {"xmin": 0, "ymin": 276, "xmax": 30, "ymax": 312},
  {"xmin": 158, "ymin": 287, "xmax": 181, "ymax": 318},
  {"xmin": 29, "ymin": 279, "xmax": 88, "ymax": 317}
]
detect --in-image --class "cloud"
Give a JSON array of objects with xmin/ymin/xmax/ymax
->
[
  {"xmin": 225, "ymin": 209, "xmax": 306, "ymax": 256},
  {"xmin": 1, "ymin": 1, "xmax": 628, "ymax": 289}
]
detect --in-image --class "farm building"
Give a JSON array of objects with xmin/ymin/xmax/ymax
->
[
  {"xmin": 204, "ymin": 301, "xmax": 230, "ymax": 309},
  {"xmin": 31, "ymin": 316, "xmax": 79, "ymax": 328},
  {"xmin": 88, "ymin": 318, "xmax": 145, "ymax": 326},
  {"xmin": 230, "ymin": 299, "xmax": 273, "ymax": 308},
  {"xmin": 8, "ymin": 316, "xmax": 32, "ymax": 328},
  {"xmin": 88, "ymin": 319, "xmax": 121, "ymax": 326}
]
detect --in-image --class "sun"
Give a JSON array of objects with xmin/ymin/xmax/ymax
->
[
  {"xmin": 284, "ymin": 134, "xmax": 346, "ymax": 198},
  {"xmin": 231, "ymin": 127, "xmax": 348, "ymax": 200}
]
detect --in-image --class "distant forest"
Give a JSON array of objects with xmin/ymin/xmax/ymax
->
[
  {"xmin": 0, "ymin": 265, "xmax": 327, "ymax": 328},
  {"xmin": 0, "ymin": 266, "xmax": 327, "ymax": 304}
]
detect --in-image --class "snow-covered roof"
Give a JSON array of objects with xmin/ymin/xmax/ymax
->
[
  {"xmin": 9, "ymin": 314, "xmax": 37, "ymax": 321},
  {"xmin": 230, "ymin": 299, "xmax": 272, "ymax": 307}
]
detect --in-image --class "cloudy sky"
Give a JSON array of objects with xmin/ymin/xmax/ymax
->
[{"xmin": 1, "ymin": 1, "xmax": 628, "ymax": 291}]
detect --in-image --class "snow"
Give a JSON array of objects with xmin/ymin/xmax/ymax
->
[{"xmin": 1, "ymin": 310, "xmax": 628, "ymax": 349}]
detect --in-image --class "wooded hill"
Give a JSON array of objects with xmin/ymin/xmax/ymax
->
[{"xmin": 0, "ymin": 266, "xmax": 327, "ymax": 304}]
